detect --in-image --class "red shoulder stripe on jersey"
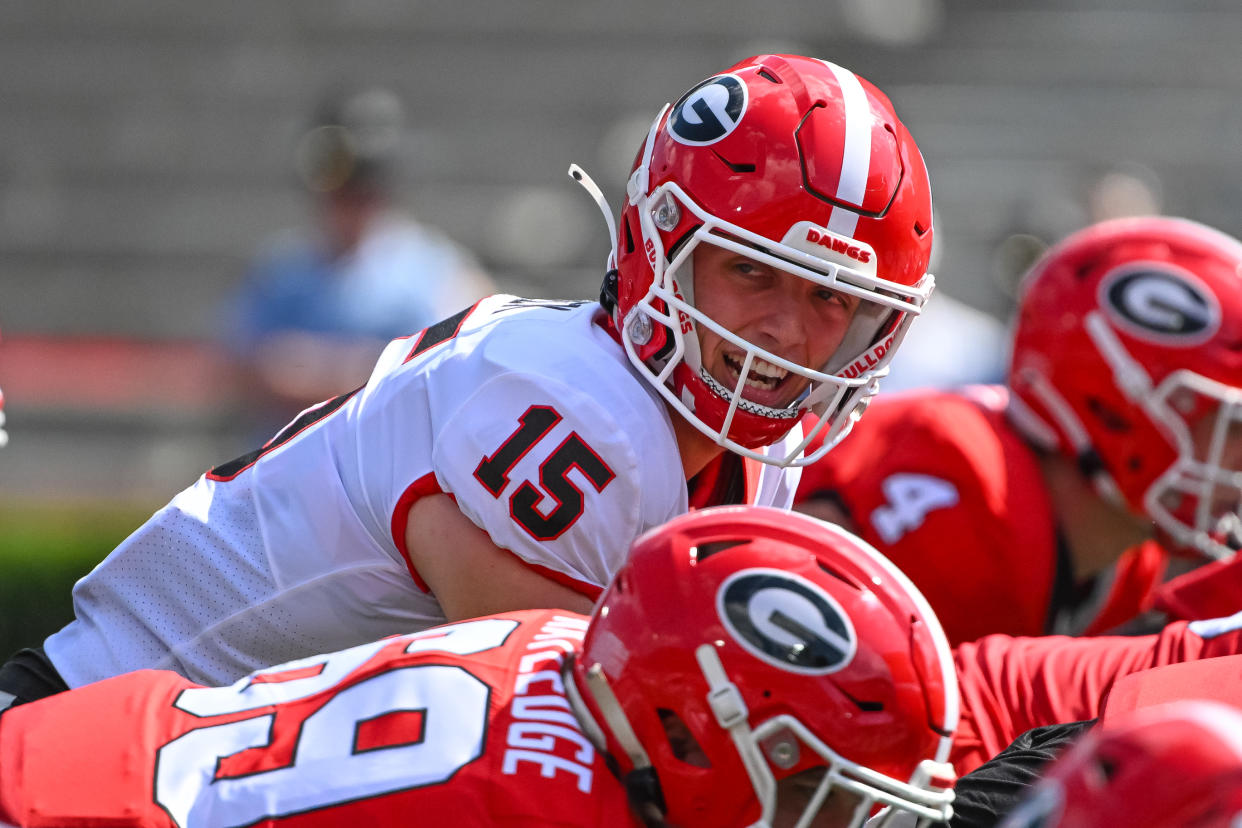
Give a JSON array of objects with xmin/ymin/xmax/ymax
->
[
  {"xmin": 391, "ymin": 473, "xmax": 604, "ymax": 601},
  {"xmin": 512, "ymin": 558, "xmax": 605, "ymax": 601},
  {"xmin": 392, "ymin": 472, "xmax": 446, "ymax": 592}
]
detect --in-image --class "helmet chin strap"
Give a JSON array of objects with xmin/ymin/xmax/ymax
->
[
  {"xmin": 1012, "ymin": 364, "xmax": 1126, "ymax": 508},
  {"xmin": 695, "ymin": 643, "xmax": 779, "ymax": 828},
  {"xmin": 580, "ymin": 662, "xmax": 654, "ymax": 772},
  {"xmin": 627, "ymin": 104, "xmax": 670, "ymax": 208},
  {"xmin": 561, "ymin": 655, "xmax": 609, "ymax": 754},
  {"xmin": 566, "ymin": 658, "xmax": 669, "ymax": 825},
  {"xmin": 1084, "ymin": 311, "xmax": 1154, "ymax": 400}
]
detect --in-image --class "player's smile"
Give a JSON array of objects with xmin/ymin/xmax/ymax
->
[
  {"xmin": 719, "ymin": 350, "xmax": 796, "ymax": 408},
  {"xmin": 692, "ymin": 242, "xmax": 860, "ymax": 413}
]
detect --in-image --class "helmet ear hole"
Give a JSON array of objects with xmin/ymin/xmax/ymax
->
[
  {"xmin": 1085, "ymin": 396, "xmax": 1134, "ymax": 433},
  {"xmin": 623, "ymin": 213, "xmax": 637, "ymax": 255},
  {"xmin": 658, "ymin": 708, "xmax": 712, "ymax": 768}
]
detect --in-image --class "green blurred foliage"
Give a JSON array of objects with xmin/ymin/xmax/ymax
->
[{"xmin": 0, "ymin": 503, "xmax": 153, "ymax": 660}]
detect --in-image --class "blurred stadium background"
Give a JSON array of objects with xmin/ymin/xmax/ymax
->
[{"xmin": 2, "ymin": 0, "xmax": 1241, "ymax": 652}]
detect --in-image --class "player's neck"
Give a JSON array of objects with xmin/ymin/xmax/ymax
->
[
  {"xmin": 1039, "ymin": 452, "xmax": 1155, "ymax": 581},
  {"xmin": 669, "ymin": 409, "xmax": 727, "ymax": 480}
]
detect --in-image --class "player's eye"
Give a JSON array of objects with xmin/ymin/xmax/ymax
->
[
  {"xmin": 733, "ymin": 260, "xmax": 767, "ymax": 277},
  {"xmin": 815, "ymin": 287, "xmax": 855, "ymax": 311}
]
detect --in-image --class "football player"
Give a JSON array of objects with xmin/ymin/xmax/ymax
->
[
  {"xmin": 953, "ymin": 657, "xmax": 1242, "ymax": 827},
  {"xmin": 796, "ymin": 216, "xmax": 1242, "ymax": 643},
  {"xmin": 0, "ymin": 506, "xmax": 959, "ymax": 828},
  {"xmin": 950, "ymin": 608, "xmax": 1242, "ymax": 775},
  {"xmin": 0, "ymin": 54, "xmax": 938, "ymax": 708},
  {"xmin": 996, "ymin": 701, "xmax": 1242, "ymax": 828}
]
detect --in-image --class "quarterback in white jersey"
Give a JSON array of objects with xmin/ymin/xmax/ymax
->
[
  {"xmin": 44, "ymin": 296, "xmax": 800, "ymax": 686},
  {"xmin": 1, "ymin": 54, "xmax": 937, "ymax": 701}
]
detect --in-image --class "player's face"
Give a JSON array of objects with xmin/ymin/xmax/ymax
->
[
  {"xmin": 1155, "ymin": 386, "xmax": 1242, "ymax": 552},
  {"xmin": 692, "ymin": 243, "xmax": 860, "ymax": 410},
  {"xmin": 1188, "ymin": 395, "xmax": 1242, "ymax": 537}
]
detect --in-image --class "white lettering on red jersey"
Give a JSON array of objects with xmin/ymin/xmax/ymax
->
[
  {"xmin": 2, "ymin": 611, "xmax": 640, "ymax": 828},
  {"xmin": 45, "ymin": 297, "xmax": 800, "ymax": 688}
]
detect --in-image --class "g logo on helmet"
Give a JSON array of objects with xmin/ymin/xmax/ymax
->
[
  {"xmin": 668, "ymin": 74, "xmax": 748, "ymax": 146},
  {"xmin": 717, "ymin": 569, "xmax": 856, "ymax": 675},
  {"xmin": 1099, "ymin": 264, "xmax": 1221, "ymax": 345}
]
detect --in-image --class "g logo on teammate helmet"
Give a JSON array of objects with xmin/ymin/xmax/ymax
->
[
  {"xmin": 717, "ymin": 569, "xmax": 856, "ymax": 674},
  {"xmin": 1100, "ymin": 265, "xmax": 1221, "ymax": 344},
  {"xmin": 668, "ymin": 74, "xmax": 748, "ymax": 146}
]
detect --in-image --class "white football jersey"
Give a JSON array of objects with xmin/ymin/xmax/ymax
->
[{"xmin": 45, "ymin": 297, "xmax": 801, "ymax": 688}]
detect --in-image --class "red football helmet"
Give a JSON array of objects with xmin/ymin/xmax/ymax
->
[
  {"xmin": 566, "ymin": 505, "xmax": 957, "ymax": 827},
  {"xmin": 1000, "ymin": 701, "xmax": 1242, "ymax": 828},
  {"xmin": 1008, "ymin": 216, "xmax": 1242, "ymax": 560},
  {"xmin": 571, "ymin": 54, "xmax": 935, "ymax": 467}
]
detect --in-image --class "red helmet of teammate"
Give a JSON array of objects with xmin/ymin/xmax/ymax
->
[
  {"xmin": 1000, "ymin": 701, "xmax": 1242, "ymax": 828},
  {"xmin": 1008, "ymin": 217, "xmax": 1242, "ymax": 560},
  {"xmin": 573, "ymin": 54, "xmax": 935, "ymax": 467},
  {"xmin": 567, "ymin": 505, "xmax": 957, "ymax": 827}
]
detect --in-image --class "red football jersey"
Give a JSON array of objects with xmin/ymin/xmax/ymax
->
[
  {"xmin": 951, "ymin": 610, "xmax": 1242, "ymax": 775},
  {"xmin": 0, "ymin": 611, "xmax": 637, "ymax": 828},
  {"xmin": 797, "ymin": 386, "xmax": 1165, "ymax": 643}
]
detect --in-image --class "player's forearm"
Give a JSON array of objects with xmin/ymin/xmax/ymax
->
[{"xmin": 950, "ymin": 615, "xmax": 1240, "ymax": 774}]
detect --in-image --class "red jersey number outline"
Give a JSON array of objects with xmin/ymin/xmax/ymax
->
[
  {"xmin": 154, "ymin": 618, "xmax": 517, "ymax": 827},
  {"xmin": 474, "ymin": 406, "xmax": 617, "ymax": 542}
]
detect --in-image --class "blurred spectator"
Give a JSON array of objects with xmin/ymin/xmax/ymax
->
[
  {"xmin": 222, "ymin": 87, "xmax": 494, "ymax": 435},
  {"xmin": 991, "ymin": 162, "xmax": 1164, "ymax": 306}
]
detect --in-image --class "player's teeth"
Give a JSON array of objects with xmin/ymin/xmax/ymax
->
[
  {"xmin": 724, "ymin": 355, "xmax": 788, "ymax": 390},
  {"xmin": 748, "ymin": 358, "xmax": 788, "ymax": 380}
]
